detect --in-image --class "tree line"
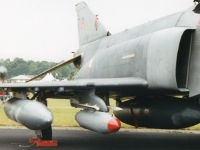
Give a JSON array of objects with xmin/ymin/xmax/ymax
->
[{"xmin": 0, "ymin": 58, "xmax": 77, "ymax": 80}]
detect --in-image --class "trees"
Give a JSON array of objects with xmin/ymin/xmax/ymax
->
[{"xmin": 0, "ymin": 58, "xmax": 76, "ymax": 80}]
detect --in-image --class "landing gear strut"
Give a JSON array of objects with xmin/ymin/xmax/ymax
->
[
  {"xmin": 41, "ymin": 125, "xmax": 52, "ymax": 140},
  {"xmin": 36, "ymin": 93, "xmax": 53, "ymax": 140},
  {"xmin": 29, "ymin": 92, "xmax": 57, "ymax": 147}
]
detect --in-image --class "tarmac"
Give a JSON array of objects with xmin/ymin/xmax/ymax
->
[{"xmin": 0, "ymin": 127, "xmax": 200, "ymax": 150}]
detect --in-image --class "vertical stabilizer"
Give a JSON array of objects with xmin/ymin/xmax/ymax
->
[{"xmin": 76, "ymin": 2, "xmax": 108, "ymax": 46}]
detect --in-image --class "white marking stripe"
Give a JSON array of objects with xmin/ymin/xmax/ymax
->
[{"xmin": 122, "ymin": 54, "xmax": 135, "ymax": 59}]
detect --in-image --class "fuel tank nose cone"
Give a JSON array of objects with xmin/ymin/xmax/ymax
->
[{"xmin": 107, "ymin": 118, "xmax": 121, "ymax": 133}]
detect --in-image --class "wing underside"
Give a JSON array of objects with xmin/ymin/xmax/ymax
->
[{"xmin": 0, "ymin": 77, "xmax": 148, "ymax": 97}]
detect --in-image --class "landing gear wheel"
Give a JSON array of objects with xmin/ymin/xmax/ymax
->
[{"xmin": 41, "ymin": 125, "xmax": 52, "ymax": 140}]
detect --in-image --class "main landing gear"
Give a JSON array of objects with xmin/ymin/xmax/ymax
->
[{"xmin": 29, "ymin": 93, "xmax": 57, "ymax": 147}]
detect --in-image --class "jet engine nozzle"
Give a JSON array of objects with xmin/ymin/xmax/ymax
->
[
  {"xmin": 4, "ymin": 98, "xmax": 53, "ymax": 130},
  {"xmin": 75, "ymin": 110, "xmax": 121, "ymax": 134}
]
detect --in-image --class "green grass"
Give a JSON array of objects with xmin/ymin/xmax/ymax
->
[
  {"xmin": 0, "ymin": 108, "xmax": 20, "ymax": 127},
  {"xmin": 48, "ymin": 99, "xmax": 79, "ymax": 127},
  {"xmin": 187, "ymin": 124, "xmax": 200, "ymax": 130},
  {"xmin": 0, "ymin": 99, "xmax": 199, "ymax": 130}
]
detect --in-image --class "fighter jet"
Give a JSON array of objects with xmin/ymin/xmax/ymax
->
[{"xmin": 1, "ymin": 1, "xmax": 200, "ymax": 140}]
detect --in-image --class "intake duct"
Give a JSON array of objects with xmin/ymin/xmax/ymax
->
[{"xmin": 147, "ymin": 27, "xmax": 194, "ymax": 90}]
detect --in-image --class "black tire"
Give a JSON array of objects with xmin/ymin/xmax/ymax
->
[{"xmin": 41, "ymin": 125, "xmax": 52, "ymax": 140}]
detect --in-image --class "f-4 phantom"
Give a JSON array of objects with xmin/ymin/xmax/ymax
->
[{"xmin": 1, "ymin": 1, "xmax": 200, "ymax": 140}]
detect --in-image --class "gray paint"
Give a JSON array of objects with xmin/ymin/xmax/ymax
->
[
  {"xmin": 75, "ymin": 110, "xmax": 120, "ymax": 134},
  {"xmin": 114, "ymin": 97, "xmax": 200, "ymax": 129},
  {"xmin": 147, "ymin": 27, "xmax": 191, "ymax": 89},
  {"xmin": 4, "ymin": 98, "xmax": 53, "ymax": 130},
  {"xmin": 75, "ymin": 4, "xmax": 200, "ymax": 97},
  {"xmin": 71, "ymin": 89, "xmax": 108, "ymax": 112},
  {"xmin": 188, "ymin": 29, "xmax": 200, "ymax": 97},
  {"xmin": 76, "ymin": 2, "xmax": 108, "ymax": 46},
  {"xmin": 1, "ymin": 3, "xmax": 200, "ymax": 97}
]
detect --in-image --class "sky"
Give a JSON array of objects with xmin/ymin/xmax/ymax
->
[{"xmin": 0, "ymin": 0, "xmax": 194, "ymax": 62}]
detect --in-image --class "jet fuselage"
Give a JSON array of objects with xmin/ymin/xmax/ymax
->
[{"xmin": 76, "ymin": 9, "xmax": 200, "ymax": 97}]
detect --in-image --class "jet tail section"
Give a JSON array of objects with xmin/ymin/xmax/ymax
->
[{"xmin": 76, "ymin": 2, "xmax": 108, "ymax": 46}]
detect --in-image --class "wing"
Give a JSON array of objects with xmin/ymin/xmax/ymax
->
[{"xmin": 0, "ymin": 77, "xmax": 148, "ymax": 97}]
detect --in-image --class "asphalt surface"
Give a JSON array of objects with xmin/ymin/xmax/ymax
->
[{"xmin": 0, "ymin": 128, "xmax": 200, "ymax": 150}]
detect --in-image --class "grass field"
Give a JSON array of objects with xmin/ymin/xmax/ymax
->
[{"xmin": 0, "ymin": 99, "xmax": 199, "ymax": 130}]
